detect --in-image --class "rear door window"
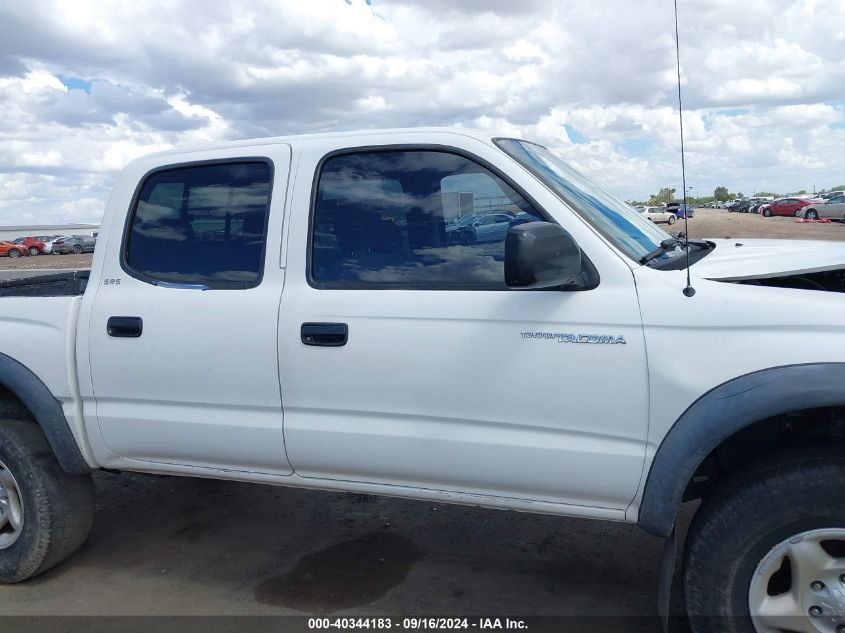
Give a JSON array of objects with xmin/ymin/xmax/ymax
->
[{"xmin": 124, "ymin": 161, "xmax": 273, "ymax": 289}]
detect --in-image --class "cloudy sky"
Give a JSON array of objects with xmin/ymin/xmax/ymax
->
[{"xmin": 1, "ymin": 0, "xmax": 844, "ymax": 225}]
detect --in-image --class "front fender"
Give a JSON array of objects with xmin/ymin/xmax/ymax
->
[{"xmin": 638, "ymin": 363, "xmax": 845, "ymax": 537}]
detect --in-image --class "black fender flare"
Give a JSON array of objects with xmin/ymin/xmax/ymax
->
[
  {"xmin": 0, "ymin": 352, "xmax": 92, "ymax": 474},
  {"xmin": 638, "ymin": 363, "xmax": 845, "ymax": 537}
]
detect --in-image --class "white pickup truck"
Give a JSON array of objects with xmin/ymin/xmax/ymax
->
[{"xmin": 0, "ymin": 129, "xmax": 843, "ymax": 632}]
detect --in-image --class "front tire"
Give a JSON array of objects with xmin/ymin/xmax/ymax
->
[
  {"xmin": 0, "ymin": 419, "xmax": 94, "ymax": 583},
  {"xmin": 762, "ymin": 208, "xmax": 772, "ymax": 217},
  {"xmin": 7, "ymin": 249, "xmax": 21, "ymax": 259},
  {"xmin": 805, "ymin": 209, "xmax": 818, "ymax": 220},
  {"xmin": 668, "ymin": 215, "xmax": 677, "ymax": 225},
  {"xmin": 683, "ymin": 449, "xmax": 845, "ymax": 633},
  {"xmin": 72, "ymin": 245, "xmax": 82, "ymax": 254},
  {"xmin": 28, "ymin": 248, "xmax": 40, "ymax": 256}
]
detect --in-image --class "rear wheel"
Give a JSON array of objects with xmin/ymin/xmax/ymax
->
[
  {"xmin": 683, "ymin": 449, "xmax": 845, "ymax": 633},
  {"xmin": 72, "ymin": 245, "xmax": 82, "ymax": 254},
  {"xmin": 28, "ymin": 247, "xmax": 40, "ymax": 256},
  {"xmin": 668, "ymin": 215, "xmax": 677, "ymax": 225},
  {"xmin": 805, "ymin": 209, "xmax": 818, "ymax": 220},
  {"xmin": 0, "ymin": 419, "xmax": 94, "ymax": 583}
]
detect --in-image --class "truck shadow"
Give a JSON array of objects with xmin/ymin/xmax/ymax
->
[{"xmin": 7, "ymin": 471, "xmax": 693, "ymax": 631}]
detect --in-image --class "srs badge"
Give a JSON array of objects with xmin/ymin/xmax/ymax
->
[{"xmin": 521, "ymin": 332, "xmax": 627, "ymax": 344}]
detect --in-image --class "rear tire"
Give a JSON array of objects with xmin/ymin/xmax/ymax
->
[
  {"xmin": 28, "ymin": 248, "xmax": 39, "ymax": 256},
  {"xmin": 0, "ymin": 419, "xmax": 94, "ymax": 583},
  {"xmin": 683, "ymin": 448, "xmax": 845, "ymax": 633},
  {"xmin": 668, "ymin": 215, "xmax": 677, "ymax": 225},
  {"xmin": 72, "ymin": 245, "xmax": 82, "ymax": 254},
  {"xmin": 0, "ymin": 401, "xmax": 33, "ymax": 422}
]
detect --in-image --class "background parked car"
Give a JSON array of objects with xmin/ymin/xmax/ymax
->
[
  {"xmin": 51, "ymin": 235, "xmax": 97, "ymax": 254},
  {"xmin": 799, "ymin": 194, "xmax": 845, "ymax": 220},
  {"xmin": 759, "ymin": 198, "xmax": 813, "ymax": 217},
  {"xmin": 727, "ymin": 199, "xmax": 748, "ymax": 212},
  {"xmin": 666, "ymin": 202, "xmax": 694, "ymax": 218},
  {"xmin": 0, "ymin": 240, "xmax": 30, "ymax": 258},
  {"xmin": 638, "ymin": 206, "xmax": 677, "ymax": 224},
  {"xmin": 820, "ymin": 190, "xmax": 844, "ymax": 201},
  {"xmin": 42, "ymin": 236, "xmax": 70, "ymax": 254},
  {"xmin": 14, "ymin": 236, "xmax": 47, "ymax": 256}
]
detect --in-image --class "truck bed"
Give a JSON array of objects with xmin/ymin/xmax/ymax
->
[{"xmin": 0, "ymin": 270, "xmax": 90, "ymax": 297}]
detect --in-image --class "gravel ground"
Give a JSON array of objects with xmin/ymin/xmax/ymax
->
[
  {"xmin": 652, "ymin": 207, "xmax": 845, "ymax": 241},
  {"xmin": 0, "ymin": 252, "xmax": 93, "ymax": 270}
]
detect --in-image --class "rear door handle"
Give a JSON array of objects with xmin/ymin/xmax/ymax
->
[
  {"xmin": 301, "ymin": 322, "xmax": 348, "ymax": 347},
  {"xmin": 107, "ymin": 316, "xmax": 143, "ymax": 338}
]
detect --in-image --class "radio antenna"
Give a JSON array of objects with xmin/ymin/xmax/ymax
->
[{"xmin": 673, "ymin": 0, "xmax": 695, "ymax": 297}]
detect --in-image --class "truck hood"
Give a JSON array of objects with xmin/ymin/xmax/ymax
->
[{"xmin": 691, "ymin": 239, "xmax": 845, "ymax": 281}]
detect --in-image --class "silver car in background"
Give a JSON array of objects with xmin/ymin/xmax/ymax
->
[{"xmin": 51, "ymin": 234, "xmax": 97, "ymax": 255}]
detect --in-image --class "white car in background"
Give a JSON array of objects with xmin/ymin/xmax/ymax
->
[
  {"xmin": 638, "ymin": 205, "xmax": 677, "ymax": 224},
  {"xmin": 44, "ymin": 236, "xmax": 70, "ymax": 254}
]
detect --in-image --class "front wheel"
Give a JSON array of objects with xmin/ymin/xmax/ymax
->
[
  {"xmin": 27, "ymin": 248, "xmax": 40, "ymax": 256},
  {"xmin": 668, "ymin": 215, "xmax": 677, "ymax": 225},
  {"xmin": 805, "ymin": 210, "xmax": 818, "ymax": 220},
  {"xmin": 7, "ymin": 249, "xmax": 20, "ymax": 259},
  {"xmin": 0, "ymin": 419, "xmax": 94, "ymax": 583},
  {"xmin": 762, "ymin": 208, "xmax": 772, "ymax": 217},
  {"xmin": 683, "ymin": 449, "xmax": 845, "ymax": 633},
  {"xmin": 72, "ymin": 245, "xmax": 82, "ymax": 254}
]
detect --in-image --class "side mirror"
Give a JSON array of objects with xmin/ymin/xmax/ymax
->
[{"xmin": 505, "ymin": 222, "xmax": 584, "ymax": 289}]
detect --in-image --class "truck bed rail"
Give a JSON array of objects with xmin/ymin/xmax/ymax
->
[{"xmin": 0, "ymin": 270, "xmax": 90, "ymax": 297}]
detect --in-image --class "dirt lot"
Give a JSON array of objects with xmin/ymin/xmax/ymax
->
[
  {"xmin": 0, "ymin": 470, "xmax": 696, "ymax": 631},
  {"xmin": 0, "ymin": 252, "xmax": 92, "ymax": 271},
  {"xmin": 664, "ymin": 207, "xmax": 845, "ymax": 241}
]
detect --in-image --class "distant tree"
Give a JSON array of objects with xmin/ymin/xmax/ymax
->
[
  {"xmin": 713, "ymin": 186, "xmax": 730, "ymax": 201},
  {"xmin": 795, "ymin": 189, "xmax": 807, "ymax": 195},
  {"xmin": 736, "ymin": 192, "xmax": 744, "ymax": 198},
  {"xmin": 754, "ymin": 191, "xmax": 779, "ymax": 197},
  {"xmin": 649, "ymin": 187, "xmax": 676, "ymax": 205}
]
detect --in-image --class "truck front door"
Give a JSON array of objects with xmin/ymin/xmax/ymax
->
[
  {"xmin": 85, "ymin": 148, "xmax": 292, "ymax": 475},
  {"xmin": 278, "ymin": 144, "xmax": 649, "ymax": 511}
]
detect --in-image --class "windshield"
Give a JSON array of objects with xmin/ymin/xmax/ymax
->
[{"xmin": 496, "ymin": 139, "xmax": 674, "ymax": 262}]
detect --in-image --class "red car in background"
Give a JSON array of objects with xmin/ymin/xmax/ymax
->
[
  {"xmin": 12, "ymin": 237, "xmax": 47, "ymax": 256},
  {"xmin": 759, "ymin": 198, "xmax": 814, "ymax": 217}
]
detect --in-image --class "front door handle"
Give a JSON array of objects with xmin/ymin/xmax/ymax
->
[
  {"xmin": 107, "ymin": 316, "xmax": 143, "ymax": 338},
  {"xmin": 301, "ymin": 322, "xmax": 348, "ymax": 347}
]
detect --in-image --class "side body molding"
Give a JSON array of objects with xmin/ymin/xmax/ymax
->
[
  {"xmin": 0, "ymin": 352, "xmax": 92, "ymax": 474},
  {"xmin": 639, "ymin": 363, "xmax": 845, "ymax": 537}
]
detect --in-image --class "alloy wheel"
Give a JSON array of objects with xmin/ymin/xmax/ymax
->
[
  {"xmin": 749, "ymin": 528, "xmax": 845, "ymax": 633},
  {"xmin": 0, "ymin": 459, "xmax": 24, "ymax": 549}
]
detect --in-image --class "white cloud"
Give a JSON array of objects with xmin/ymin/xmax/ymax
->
[{"xmin": 1, "ymin": 0, "xmax": 845, "ymax": 225}]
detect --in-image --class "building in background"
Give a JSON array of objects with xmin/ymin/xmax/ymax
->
[{"xmin": 0, "ymin": 224, "xmax": 100, "ymax": 242}]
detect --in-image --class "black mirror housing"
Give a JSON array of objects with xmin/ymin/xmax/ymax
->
[{"xmin": 504, "ymin": 222, "xmax": 585, "ymax": 289}]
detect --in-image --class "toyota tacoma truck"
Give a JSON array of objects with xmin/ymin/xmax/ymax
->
[{"xmin": 0, "ymin": 129, "xmax": 843, "ymax": 633}]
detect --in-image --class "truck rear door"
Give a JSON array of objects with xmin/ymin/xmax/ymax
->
[{"xmin": 84, "ymin": 146, "xmax": 293, "ymax": 475}]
